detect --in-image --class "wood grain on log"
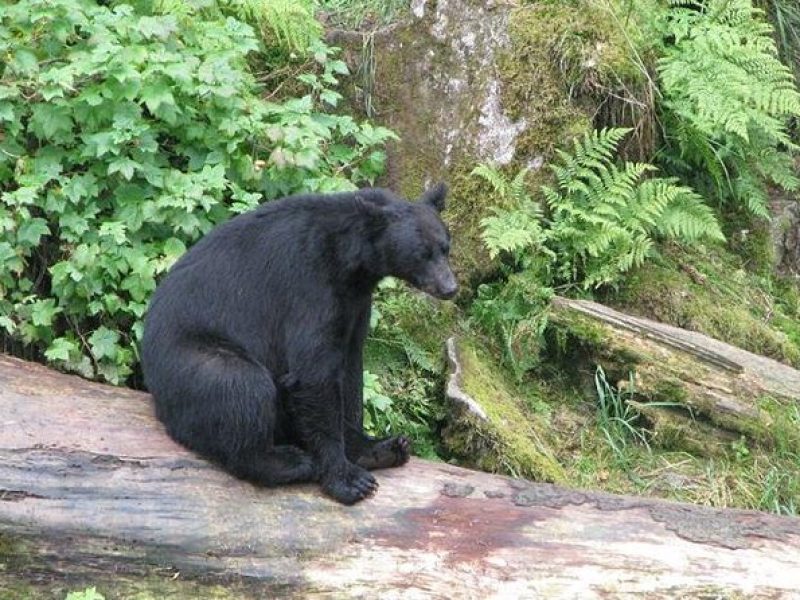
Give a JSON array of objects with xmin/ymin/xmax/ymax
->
[{"xmin": 1, "ymin": 355, "xmax": 800, "ymax": 598}]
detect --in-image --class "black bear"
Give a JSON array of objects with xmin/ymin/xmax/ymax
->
[{"xmin": 141, "ymin": 184, "xmax": 456, "ymax": 504}]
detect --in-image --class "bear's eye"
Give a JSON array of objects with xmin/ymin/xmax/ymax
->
[{"xmin": 422, "ymin": 248, "xmax": 434, "ymax": 260}]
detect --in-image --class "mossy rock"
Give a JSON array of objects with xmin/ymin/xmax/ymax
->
[
  {"xmin": 330, "ymin": 0, "xmax": 645, "ymax": 285},
  {"xmin": 442, "ymin": 337, "xmax": 565, "ymax": 482}
]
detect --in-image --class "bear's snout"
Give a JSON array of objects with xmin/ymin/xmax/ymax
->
[{"xmin": 427, "ymin": 264, "xmax": 458, "ymax": 300}]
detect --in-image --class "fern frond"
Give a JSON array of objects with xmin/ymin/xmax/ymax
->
[
  {"xmin": 221, "ymin": 0, "xmax": 321, "ymax": 52},
  {"xmin": 480, "ymin": 203, "xmax": 545, "ymax": 259},
  {"xmin": 472, "ymin": 163, "xmax": 512, "ymax": 200},
  {"xmin": 658, "ymin": 0, "xmax": 800, "ymax": 214},
  {"xmin": 650, "ymin": 182, "xmax": 725, "ymax": 241}
]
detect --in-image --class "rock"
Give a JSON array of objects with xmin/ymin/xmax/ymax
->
[{"xmin": 768, "ymin": 193, "xmax": 800, "ymax": 277}]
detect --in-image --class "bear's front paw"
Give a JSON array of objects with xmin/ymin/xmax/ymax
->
[
  {"xmin": 356, "ymin": 435, "xmax": 412, "ymax": 470},
  {"xmin": 322, "ymin": 463, "xmax": 378, "ymax": 505},
  {"xmin": 390, "ymin": 435, "xmax": 412, "ymax": 466}
]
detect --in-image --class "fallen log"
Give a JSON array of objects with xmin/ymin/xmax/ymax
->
[
  {"xmin": 1, "ymin": 354, "xmax": 799, "ymax": 598},
  {"xmin": 549, "ymin": 297, "xmax": 800, "ymax": 453}
]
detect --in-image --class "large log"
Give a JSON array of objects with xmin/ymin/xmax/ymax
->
[{"xmin": 1, "ymin": 355, "xmax": 799, "ymax": 598}]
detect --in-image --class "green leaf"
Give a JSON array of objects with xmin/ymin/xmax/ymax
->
[
  {"xmin": 12, "ymin": 49, "xmax": 38, "ymax": 76},
  {"xmin": 45, "ymin": 337, "xmax": 78, "ymax": 362},
  {"xmin": 140, "ymin": 82, "xmax": 176, "ymax": 114},
  {"xmin": 83, "ymin": 131, "xmax": 117, "ymax": 158},
  {"xmin": 138, "ymin": 15, "xmax": 179, "ymax": 40},
  {"xmin": 99, "ymin": 221, "xmax": 128, "ymax": 244},
  {"xmin": 163, "ymin": 237, "xmax": 186, "ymax": 259},
  {"xmin": 0, "ymin": 316, "xmax": 15, "ymax": 334},
  {"xmin": 0, "ymin": 102, "xmax": 14, "ymax": 122},
  {"xmin": 88, "ymin": 327, "xmax": 120, "ymax": 360},
  {"xmin": 320, "ymin": 89, "xmax": 341, "ymax": 107},
  {"xmin": 16, "ymin": 218, "xmax": 50, "ymax": 247},
  {"xmin": 329, "ymin": 60, "xmax": 349, "ymax": 75},
  {"xmin": 108, "ymin": 158, "xmax": 138, "ymax": 181},
  {"xmin": 31, "ymin": 298, "xmax": 61, "ymax": 327},
  {"xmin": 30, "ymin": 104, "xmax": 74, "ymax": 140}
]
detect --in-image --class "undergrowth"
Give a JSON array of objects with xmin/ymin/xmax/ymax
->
[{"xmin": 657, "ymin": 0, "xmax": 800, "ymax": 216}]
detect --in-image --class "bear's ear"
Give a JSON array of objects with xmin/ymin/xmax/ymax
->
[
  {"xmin": 354, "ymin": 194, "xmax": 390, "ymax": 222},
  {"xmin": 420, "ymin": 182, "xmax": 448, "ymax": 212}
]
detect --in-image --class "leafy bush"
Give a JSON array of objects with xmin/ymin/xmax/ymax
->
[
  {"xmin": 0, "ymin": 0, "xmax": 394, "ymax": 383},
  {"xmin": 364, "ymin": 279, "xmax": 452, "ymax": 459},
  {"xmin": 657, "ymin": 0, "xmax": 800, "ymax": 216},
  {"xmin": 470, "ymin": 273, "xmax": 553, "ymax": 381}
]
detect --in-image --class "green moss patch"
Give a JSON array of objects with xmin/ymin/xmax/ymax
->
[
  {"xmin": 443, "ymin": 340, "xmax": 565, "ymax": 482},
  {"xmin": 605, "ymin": 243, "xmax": 800, "ymax": 368}
]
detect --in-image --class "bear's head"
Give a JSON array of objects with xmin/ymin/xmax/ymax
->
[{"xmin": 359, "ymin": 184, "xmax": 457, "ymax": 300}]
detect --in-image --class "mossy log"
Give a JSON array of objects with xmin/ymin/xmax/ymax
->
[
  {"xmin": 443, "ymin": 337, "xmax": 566, "ymax": 483},
  {"xmin": 2, "ymin": 356, "xmax": 800, "ymax": 598},
  {"xmin": 550, "ymin": 297, "xmax": 800, "ymax": 453}
]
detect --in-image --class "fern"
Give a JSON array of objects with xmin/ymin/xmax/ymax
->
[
  {"xmin": 225, "ymin": 0, "xmax": 321, "ymax": 52},
  {"xmin": 153, "ymin": 0, "xmax": 321, "ymax": 52},
  {"xmin": 475, "ymin": 129, "xmax": 724, "ymax": 291},
  {"xmin": 473, "ymin": 165, "xmax": 554, "ymax": 262},
  {"xmin": 658, "ymin": 0, "xmax": 800, "ymax": 215},
  {"xmin": 545, "ymin": 128, "xmax": 724, "ymax": 288}
]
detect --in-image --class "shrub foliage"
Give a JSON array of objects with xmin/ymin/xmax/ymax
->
[{"xmin": 0, "ymin": 0, "xmax": 394, "ymax": 383}]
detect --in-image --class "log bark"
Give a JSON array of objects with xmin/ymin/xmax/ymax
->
[{"xmin": 1, "ymin": 354, "xmax": 800, "ymax": 599}]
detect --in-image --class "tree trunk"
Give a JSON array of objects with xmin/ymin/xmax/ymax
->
[{"xmin": 1, "ymin": 354, "xmax": 799, "ymax": 598}]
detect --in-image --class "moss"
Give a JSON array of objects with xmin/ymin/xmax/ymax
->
[
  {"xmin": 443, "ymin": 340, "xmax": 566, "ymax": 482},
  {"xmin": 606, "ymin": 244, "xmax": 800, "ymax": 369},
  {"xmin": 544, "ymin": 310, "xmax": 644, "ymax": 379},
  {"xmin": 501, "ymin": 2, "xmax": 647, "ymax": 160}
]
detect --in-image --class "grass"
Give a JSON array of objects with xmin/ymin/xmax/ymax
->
[
  {"xmin": 594, "ymin": 366, "xmax": 649, "ymax": 467},
  {"xmin": 316, "ymin": 0, "xmax": 409, "ymax": 29},
  {"xmin": 555, "ymin": 371, "xmax": 800, "ymax": 516}
]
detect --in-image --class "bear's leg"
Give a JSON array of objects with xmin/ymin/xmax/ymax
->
[
  {"xmin": 225, "ymin": 444, "xmax": 317, "ymax": 486},
  {"xmin": 289, "ymin": 382, "xmax": 379, "ymax": 505},
  {"xmin": 341, "ymin": 358, "xmax": 411, "ymax": 470},
  {"xmin": 154, "ymin": 345, "xmax": 316, "ymax": 487}
]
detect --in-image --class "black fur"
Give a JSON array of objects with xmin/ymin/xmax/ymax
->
[{"xmin": 141, "ymin": 185, "xmax": 456, "ymax": 505}]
